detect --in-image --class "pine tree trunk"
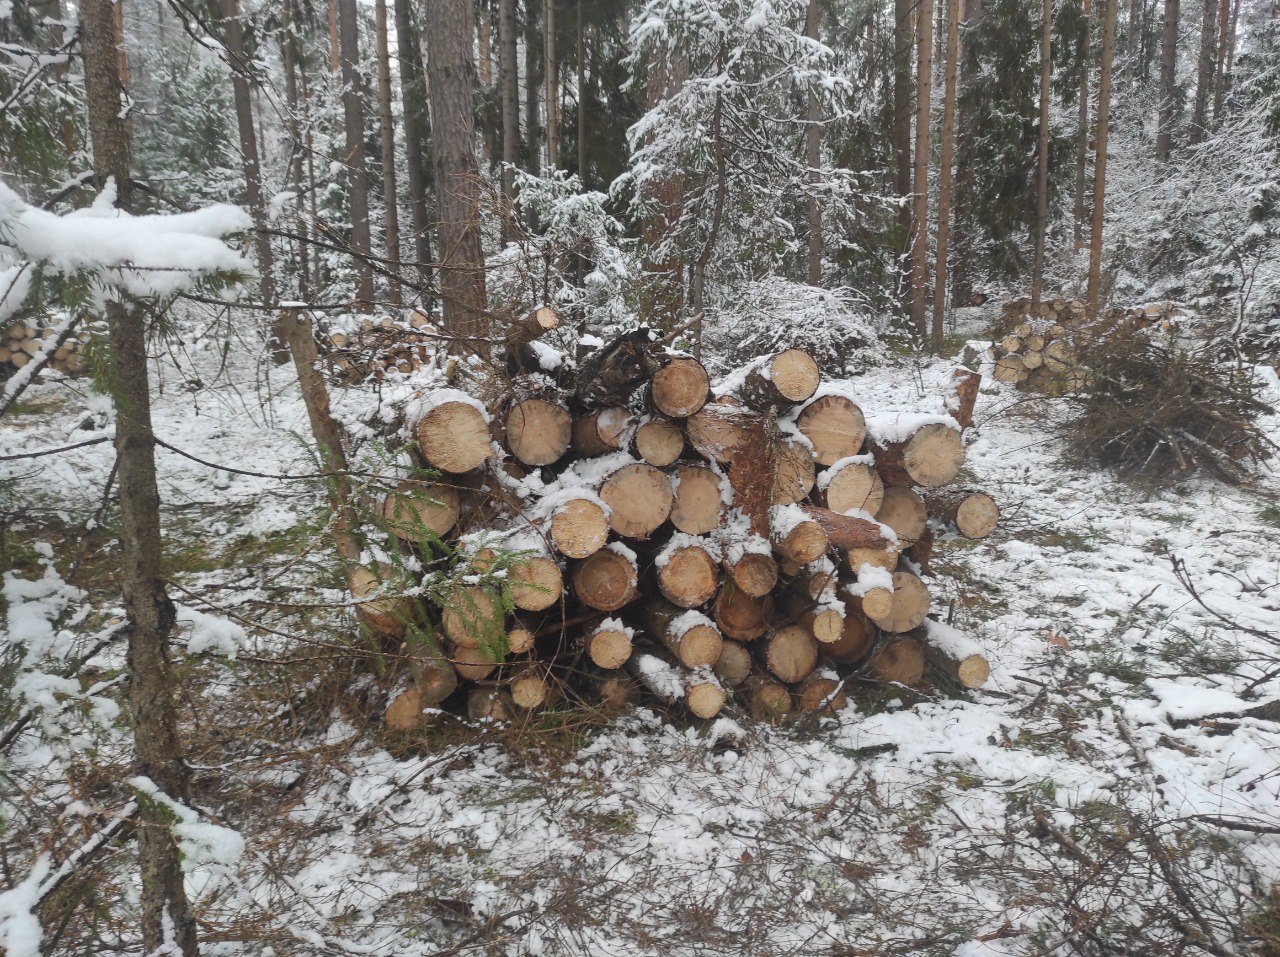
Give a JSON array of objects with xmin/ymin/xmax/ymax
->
[
  {"xmin": 545, "ymin": 0, "xmax": 559, "ymax": 169},
  {"xmin": 1189, "ymin": 0, "xmax": 1217, "ymax": 144},
  {"xmin": 424, "ymin": 0, "xmax": 490, "ymax": 352},
  {"xmin": 1086, "ymin": 0, "xmax": 1117, "ymax": 321},
  {"xmin": 374, "ymin": 0, "xmax": 402, "ymax": 307},
  {"xmin": 893, "ymin": 0, "xmax": 913, "ymax": 302},
  {"xmin": 337, "ymin": 0, "xmax": 377, "ymax": 310},
  {"xmin": 932, "ymin": 0, "xmax": 959, "ymax": 347},
  {"xmin": 393, "ymin": 0, "xmax": 435, "ymax": 294},
  {"xmin": 219, "ymin": 0, "xmax": 280, "ymax": 354},
  {"xmin": 525, "ymin": 0, "xmax": 543, "ymax": 178},
  {"xmin": 1156, "ymin": 0, "xmax": 1179, "ymax": 160},
  {"xmin": 1075, "ymin": 0, "xmax": 1093, "ymax": 246},
  {"xmin": 80, "ymin": 2, "xmax": 197, "ymax": 953},
  {"xmin": 281, "ymin": 0, "xmax": 311, "ymax": 301},
  {"xmin": 577, "ymin": 0, "xmax": 587, "ymax": 185},
  {"xmin": 327, "ymin": 0, "xmax": 341, "ymax": 72},
  {"xmin": 499, "ymin": 0, "xmax": 520, "ymax": 238},
  {"xmin": 1210, "ymin": 0, "xmax": 1231, "ymax": 123},
  {"xmin": 1031, "ymin": 0, "xmax": 1052, "ymax": 310},
  {"xmin": 805, "ymin": 0, "xmax": 823, "ymax": 285},
  {"xmin": 950, "ymin": 0, "xmax": 979, "ymax": 300},
  {"xmin": 909, "ymin": 0, "xmax": 934, "ymax": 339},
  {"xmin": 1126, "ymin": 0, "xmax": 1142, "ymax": 85}
]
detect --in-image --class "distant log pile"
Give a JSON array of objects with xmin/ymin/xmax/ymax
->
[
  {"xmin": 987, "ymin": 297, "xmax": 1185, "ymax": 394},
  {"xmin": 361, "ymin": 325, "xmax": 997, "ymax": 729},
  {"xmin": 0, "ymin": 321, "xmax": 87, "ymax": 376}
]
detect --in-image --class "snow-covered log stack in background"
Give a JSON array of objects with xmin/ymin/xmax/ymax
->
[
  {"xmin": 986, "ymin": 297, "xmax": 1186, "ymax": 394},
  {"xmin": 363, "ymin": 325, "xmax": 999, "ymax": 728},
  {"xmin": 0, "ymin": 320, "xmax": 88, "ymax": 375}
]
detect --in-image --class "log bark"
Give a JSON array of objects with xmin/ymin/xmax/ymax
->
[
  {"xmin": 920, "ymin": 620, "xmax": 990, "ymax": 688},
  {"xmin": 498, "ymin": 0, "xmax": 520, "ymax": 237},
  {"xmin": 644, "ymin": 600, "xmax": 724, "ymax": 668},
  {"xmin": 869, "ymin": 422, "xmax": 964, "ymax": 487},
  {"xmin": 1189, "ymin": 0, "xmax": 1218, "ymax": 144},
  {"xmin": 739, "ymin": 349, "xmax": 821, "ymax": 411},
  {"xmin": 1157, "ymin": 0, "xmax": 1179, "ymax": 161},
  {"xmin": 932, "ymin": 0, "xmax": 959, "ymax": 348},
  {"xmin": 909, "ymin": 0, "xmax": 934, "ymax": 339},
  {"xmin": 924, "ymin": 488, "xmax": 999, "ymax": 538},
  {"xmin": 1031, "ymin": 0, "xmax": 1051, "ymax": 312},
  {"xmin": 393, "ymin": 0, "xmax": 435, "ymax": 289},
  {"xmin": 801, "ymin": 505, "xmax": 895, "ymax": 552}
]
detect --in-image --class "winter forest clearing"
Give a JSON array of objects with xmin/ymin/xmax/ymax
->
[{"xmin": 2, "ymin": 0, "xmax": 1280, "ymax": 952}]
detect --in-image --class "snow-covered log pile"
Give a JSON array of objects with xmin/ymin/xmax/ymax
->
[
  {"xmin": 986, "ymin": 297, "xmax": 1186, "ymax": 394},
  {"xmin": 0, "ymin": 320, "xmax": 87, "ymax": 375},
  {"xmin": 371, "ymin": 329, "xmax": 999, "ymax": 728}
]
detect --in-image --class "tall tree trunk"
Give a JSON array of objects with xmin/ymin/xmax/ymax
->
[
  {"xmin": 1126, "ymin": 0, "xmax": 1141, "ymax": 86},
  {"xmin": 327, "ymin": 0, "xmax": 341, "ymax": 73},
  {"xmin": 424, "ymin": 0, "xmax": 490, "ymax": 352},
  {"xmin": 337, "ymin": 0, "xmax": 376, "ymax": 310},
  {"xmin": 80, "ymin": 2, "xmax": 197, "ymax": 954},
  {"xmin": 909, "ymin": 0, "xmax": 934, "ymax": 339},
  {"xmin": 893, "ymin": 0, "xmax": 913, "ymax": 302},
  {"xmin": 805, "ymin": 0, "xmax": 823, "ymax": 285},
  {"xmin": 50, "ymin": 0, "xmax": 77, "ymax": 157},
  {"xmin": 545, "ymin": 0, "xmax": 559, "ymax": 169},
  {"xmin": 298, "ymin": 53, "xmax": 325, "ymax": 295},
  {"xmin": 1189, "ymin": 0, "xmax": 1217, "ymax": 144},
  {"xmin": 1075, "ymin": 0, "xmax": 1093, "ymax": 245},
  {"xmin": 932, "ymin": 0, "xmax": 959, "ymax": 347},
  {"xmin": 218, "ymin": 0, "xmax": 278, "ymax": 338},
  {"xmin": 477, "ymin": 0, "xmax": 494, "ymax": 88},
  {"xmin": 1156, "ymin": 0, "xmax": 1179, "ymax": 160},
  {"xmin": 1210, "ymin": 0, "xmax": 1232, "ymax": 123},
  {"xmin": 281, "ymin": 0, "xmax": 311, "ymax": 302},
  {"xmin": 577, "ymin": 0, "xmax": 587, "ymax": 185},
  {"xmin": 950, "ymin": 0, "xmax": 980, "ymax": 302},
  {"xmin": 499, "ymin": 0, "xmax": 520, "ymax": 241},
  {"xmin": 1031, "ymin": 0, "xmax": 1052, "ymax": 310},
  {"xmin": 393, "ymin": 0, "xmax": 435, "ymax": 296},
  {"xmin": 1086, "ymin": 0, "xmax": 1117, "ymax": 321},
  {"xmin": 525, "ymin": 0, "xmax": 543, "ymax": 178},
  {"xmin": 374, "ymin": 0, "xmax": 402, "ymax": 307},
  {"xmin": 640, "ymin": 45, "xmax": 687, "ymax": 328}
]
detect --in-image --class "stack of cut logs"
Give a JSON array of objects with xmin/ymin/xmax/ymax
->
[
  {"xmin": 325, "ymin": 310, "xmax": 438, "ymax": 382},
  {"xmin": 0, "ymin": 321, "xmax": 87, "ymax": 375},
  {"xmin": 374, "ymin": 329, "xmax": 998, "ymax": 728},
  {"xmin": 988, "ymin": 297, "xmax": 1184, "ymax": 393}
]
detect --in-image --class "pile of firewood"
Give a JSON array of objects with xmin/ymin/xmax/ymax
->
[
  {"xmin": 324, "ymin": 310, "xmax": 439, "ymax": 382},
  {"xmin": 365, "ymin": 324, "xmax": 998, "ymax": 727},
  {"xmin": 0, "ymin": 321, "xmax": 87, "ymax": 375},
  {"xmin": 988, "ymin": 297, "xmax": 1185, "ymax": 393}
]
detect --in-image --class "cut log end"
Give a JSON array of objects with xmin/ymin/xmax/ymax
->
[
  {"xmin": 549, "ymin": 498, "xmax": 610, "ymax": 559},
  {"xmin": 671, "ymin": 464, "xmax": 725, "ymax": 535},
  {"xmin": 600, "ymin": 463, "xmax": 673, "ymax": 538},
  {"xmin": 686, "ymin": 679, "xmax": 727, "ymax": 719},
  {"xmin": 868, "ymin": 636, "xmax": 926, "ymax": 686},
  {"xmin": 714, "ymin": 586, "xmax": 774, "ymax": 642},
  {"xmin": 726, "ymin": 552, "xmax": 778, "ymax": 598},
  {"xmin": 382, "ymin": 480, "xmax": 462, "ymax": 543},
  {"xmin": 506, "ymin": 398, "xmax": 572, "ymax": 466},
  {"xmin": 955, "ymin": 492, "xmax": 1000, "ymax": 539},
  {"xmin": 416, "ymin": 400, "xmax": 493, "ymax": 473},
  {"xmin": 571, "ymin": 549, "xmax": 639, "ymax": 612},
  {"xmin": 797, "ymin": 394, "xmax": 867, "ymax": 466},
  {"xmin": 634, "ymin": 417, "xmax": 685, "ymax": 466},
  {"xmin": 509, "ymin": 555, "xmax": 564, "ymax": 611},
  {"xmin": 650, "ymin": 357, "xmax": 710, "ymax": 418},
  {"xmin": 585, "ymin": 624, "xmax": 633, "ymax": 669},
  {"xmin": 765, "ymin": 624, "xmax": 818, "ymax": 683},
  {"xmin": 822, "ymin": 460, "xmax": 884, "ymax": 517},
  {"xmin": 657, "ymin": 544, "xmax": 720, "ymax": 609},
  {"xmin": 869, "ymin": 571, "xmax": 930, "ymax": 634}
]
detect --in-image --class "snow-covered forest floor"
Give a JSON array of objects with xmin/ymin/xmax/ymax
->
[{"xmin": 4, "ymin": 313, "xmax": 1280, "ymax": 955}]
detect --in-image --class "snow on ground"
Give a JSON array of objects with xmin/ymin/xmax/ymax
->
[{"xmin": 2, "ymin": 331, "xmax": 1280, "ymax": 955}]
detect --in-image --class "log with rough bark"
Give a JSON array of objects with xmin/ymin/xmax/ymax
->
[
  {"xmin": 644, "ymin": 600, "xmax": 724, "ymax": 669},
  {"xmin": 572, "ymin": 407, "xmax": 632, "ymax": 457},
  {"xmin": 925, "ymin": 488, "xmax": 1000, "ymax": 539},
  {"xmin": 868, "ymin": 419, "xmax": 965, "ymax": 487},
  {"xmin": 739, "ymin": 349, "xmax": 821, "ymax": 411},
  {"xmin": 867, "ymin": 635, "xmax": 926, "ymax": 685}
]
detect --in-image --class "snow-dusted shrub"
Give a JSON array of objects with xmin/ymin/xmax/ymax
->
[
  {"xmin": 1066, "ymin": 327, "xmax": 1275, "ymax": 482},
  {"xmin": 701, "ymin": 278, "xmax": 887, "ymax": 376}
]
